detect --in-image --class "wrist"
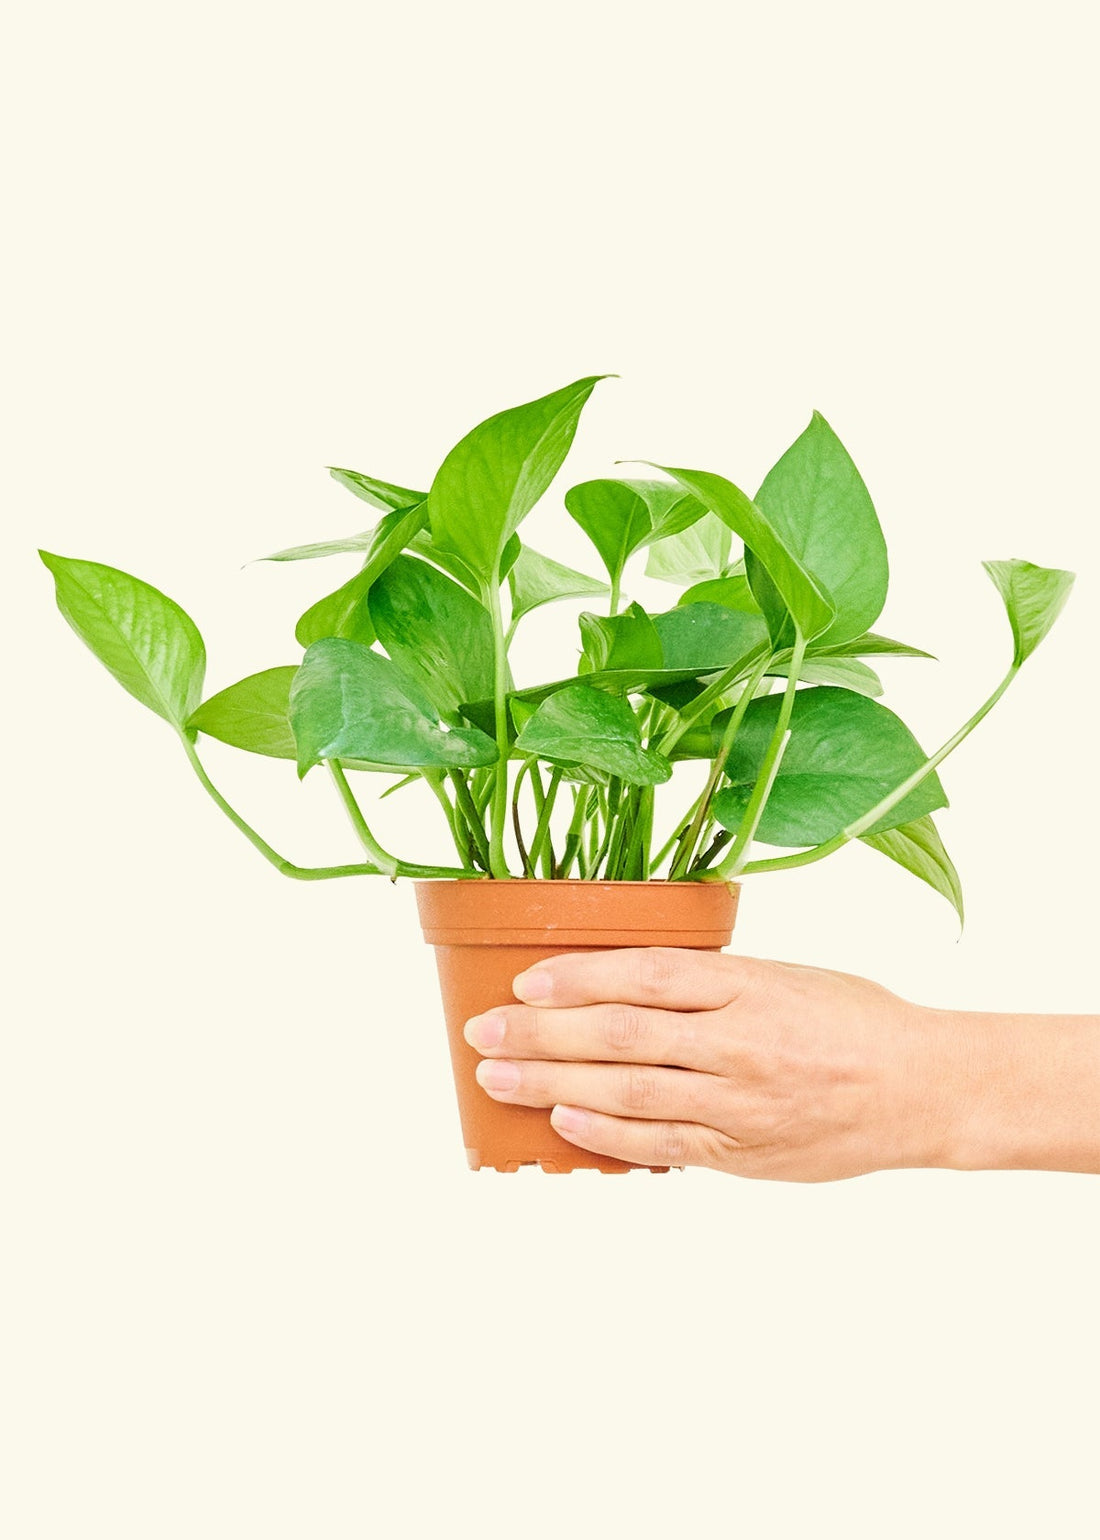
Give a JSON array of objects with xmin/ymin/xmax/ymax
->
[{"xmin": 919, "ymin": 1005, "xmax": 1100, "ymax": 1174}]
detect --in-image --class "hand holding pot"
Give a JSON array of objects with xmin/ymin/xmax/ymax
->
[{"xmin": 464, "ymin": 949, "xmax": 1100, "ymax": 1180}]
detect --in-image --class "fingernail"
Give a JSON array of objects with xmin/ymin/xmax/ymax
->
[
  {"xmin": 514, "ymin": 967, "xmax": 552, "ymax": 1004},
  {"xmin": 464, "ymin": 1012, "xmax": 505, "ymax": 1050},
  {"xmin": 551, "ymin": 1104, "xmax": 589, "ymax": 1136},
  {"xmin": 477, "ymin": 1060, "xmax": 521, "ymax": 1094}
]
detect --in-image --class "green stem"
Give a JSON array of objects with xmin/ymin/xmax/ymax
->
[
  {"xmin": 656, "ymin": 648, "xmax": 769, "ymax": 757},
  {"xmin": 450, "ymin": 771, "xmax": 492, "ymax": 871},
  {"xmin": 608, "ymin": 572, "xmax": 622, "ymax": 617},
  {"xmin": 527, "ymin": 765, "xmax": 563, "ymax": 873},
  {"xmin": 669, "ymin": 651, "xmax": 773, "ymax": 879},
  {"xmin": 179, "ymin": 735, "xmax": 477, "ymax": 882},
  {"xmin": 737, "ymin": 663, "xmax": 1020, "ymax": 878},
  {"xmin": 718, "ymin": 631, "xmax": 807, "ymax": 878},
  {"xmin": 326, "ymin": 761, "xmax": 401, "ymax": 878},
  {"xmin": 423, "ymin": 771, "xmax": 470, "ymax": 868},
  {"xmin": 486, "ymin": 575, "xmax": 512, "ymax": 878}
]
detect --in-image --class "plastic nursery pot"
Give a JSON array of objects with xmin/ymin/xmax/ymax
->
[{"xmin": 415, "ymin": 879, "xmax": 739, "ymax": 1174}]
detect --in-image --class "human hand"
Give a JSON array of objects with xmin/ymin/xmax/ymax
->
[{"xmin": 462, "ymin": 948, "xmax": 974, "ymax": 1181}]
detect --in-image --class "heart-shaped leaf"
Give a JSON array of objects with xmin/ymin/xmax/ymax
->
[
  {"xmin": 40, "ymin": 552, "xmax": 205, "ymax": 730},
  {"xmin": 190, "ymin": 667, "xmax": 299, "ymax": 758},
  {"xmin": 369, "ymin": 555, "xmax": 498, "ymax": 713},
  {"xmin": 861, "ymin": 814, "xmax": 964, "ymax": 924},
  {"xmin": 713, "ymin": 685, "xmax": 947, "ymax": 846},
  {"xmin": 429, "ymin": 376, "xmax": 607, "ymax": 584},
  {"xmin": 983, "ymin": 559, "xmax": 1075, "ymax": 667},
  {"xmin": 514, "ymin": 684, "xmax": 672, "ymax": 786},
  {"xmin": 290, "ymin": 638, "xmax": 498, "ymax": 776},
  {"xmin": 746, "ymin": 413, "xmax": 888, "ymax": 647},
  {"xmin": 565, "ymin": 478, "xmax": 707, "ymax": 591}
]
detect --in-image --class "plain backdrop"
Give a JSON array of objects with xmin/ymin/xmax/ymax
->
[{"xmin": 3, "ymin": 2, "xmax": 1098, "ymax": 1536}]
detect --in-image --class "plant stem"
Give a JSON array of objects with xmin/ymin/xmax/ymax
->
[
  {"xmin": 656, "ymin": 648, "xmax": 769, "ymax": 757},
  {"xmin": 527, "ymin": 765, "xmax": 563, "ymax": 874},
  {"xmin": 450, "ymin": 771, "xmax": 492, "ymax": 871},
  {"xmin": 608, "ymin": 572, "xmax": 622, "ymax": 617},
  {"xmin": 669, "ymin": 651, "xmax": 773, "ymax": 879},
  {"xmin": 423, "ymin": 771, "xmax": 471, "ymax": 868},
  {"xmin": 179, "ymin": 735, "xmax": 478, "ymax": 882},
  {"xmin": 326, "ymin": 761, "xmax": 401, "ymax": 878},
  {"xmin": 718, "ymin": 631, "xmax": 807, "ymax": 878},
  {"xmin": 485, "ymin": 574, "xmax": 512, "ymax": 877}
]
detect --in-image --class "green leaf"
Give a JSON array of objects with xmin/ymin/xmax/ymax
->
[
  {"xmin": 369, "ymin": 555, "xmax": 498, "ymax": 713},
  {"xmin": 295, "ymin": 501, "xmax": 428, "ymax": 647},
  {"xmin": 746, "ymin": 413, "xmax": 888, "ymax": 647},
  {"xmin": 861, "ymin": 814, "xmax": 964, "ymax": 925},
  {"xmin": 579, "ymin": 603, "xmax": 663, "ymax": 673},
  {"xmin": 189, "ymin": 667, "xmax": 299, "ymax": 758},
  {"xmin": 40, "ymin": 552, "xmax": 205, "ymax": 729},
  {"xmin": 328, "ymin": 467, "xmax": 426, "ymax": 511},
  {"xmin": 646, "ymin": 464, "xmax": 836, "ymax": 642},
  {"xmin": 565, "ymin": 478, "xmax": 708, "ymax": 590},
  {"xmin": 428, "ymin": 376, "xmax": 607, "ymax": 583},
  {"xmin": 814, "ymin": 631, "xmax": 934, "ymax": 660},
  {"xmin": 983, "ymin": 559, "xmax": 1075, "ymax": 667},
  {"xmin": 712, "ymin": 686, "xmax": 947, "ymax": 846},
  {"xmin": 677, "ymin": 569, "xmax": 758, "ymax": 613},
  {"xmin": 508, "ymin": 544, "xmax": 608, "ymax": 625},
  {"xmin": 258, "ymin": 530, "xmax": 377, "ymax": 562},
  {"xmin": 646, "ymin": 512, "xmax": 733, "ymax": 584},
  {"xmin": 779, "ymin": 657, "xmax": 883, "ymax": 697},
  {"xmin": 514, "ymin": 684, "xmax": 672, "ymax": 786},
  {"xmin": 651, "ymin": 602, "xmax": 769, "ymax": 671},
  {"xmin": 290, "ymin": 638, "xmax": 498, "ymax": 776}
]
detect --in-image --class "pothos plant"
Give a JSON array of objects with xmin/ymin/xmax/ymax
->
[{"xmin": 42, "ymin": 376, "xmax": 1075, "ymax": 919}]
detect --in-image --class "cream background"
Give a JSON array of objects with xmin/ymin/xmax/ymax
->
[{"xmin": 3, "ymin": 2, "xmax": 1099, "ymax": 1536}]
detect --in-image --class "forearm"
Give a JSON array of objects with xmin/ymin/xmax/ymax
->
[{"xmin": 931, "ymin": 1007, "xmax": 1100, "ymax": 1174}]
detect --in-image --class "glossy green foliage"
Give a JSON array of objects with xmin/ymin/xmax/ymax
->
[
  {"xmin": 514, "ymin": 685, "xmax": 672, "ymax": 785},
  {"xmin": 43, "ymin": 389, "xmax": 1076, "ymax": 900},
  {"xmin": 508, "ymin": 544, "xmax": 608, "ymax": 625},
  {"xmin": 295, "ymin": 502, "xmax": 428, "ymax": 647},
  {"xmin": 429, "ymin": 376, "xmax": 606, "ymax": 583},
  {"xmin": 983, "ymin": 559, "xmax": 1076, "ymax": 667},
  {"xmin": 747, "ymin": 413, "xmax": 888, "ymax": 647},
  {"xmin": 290, "ymin": 638, "xmax": 498, "ymax": 776},
  {"xmin": 565, "ymin": 478, "xmax": 707, "ymax": 592},
  {"xmin": 649, "ymin": 464, "xmax": 837, "ymax": 641},
  {"xmin": 713, "ymin": 686, "xmax": 947, "ymax": 846},
  {"xmin": 861, "ymin": 814, "xmax": 964, "ymax": 925},
  {"xmin": 40, "ymin": 552, "xmax": 205, "ymax": 730},
  {"xmin": 369, "ymin": 556, "xmax": 498, "ymax": 713},
  {"xmin": 646, "ymin": 513, "xmax": 734, "ymax": 585},
  {"xmin": 190, "ymin": 666, "xmax": 299, "ymax": 758}
]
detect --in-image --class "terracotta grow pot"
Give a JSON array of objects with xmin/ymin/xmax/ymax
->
[{"xmin": 415, "ymin": 879, "xmax": 739, "ymax": 1173}]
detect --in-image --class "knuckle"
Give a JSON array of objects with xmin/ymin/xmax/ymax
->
[
  {"xmin": 656, "ymin": 1121, "xmax": 690, "ymax": 1165},
  {"xmin": 619, "ymin": 1065, "xmax": 659, "ymax": 1113},
  {"xmin": 603, "ymin": 1002, "xmax": 648, "ymax": 1054},
  {"xmin": 631, "ymin": 947, "xmax": 681, "ymax": 1000}
]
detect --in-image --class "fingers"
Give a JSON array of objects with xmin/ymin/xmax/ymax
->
[
  {"xmin": 464, "ymin": 999, "xmax": 724, "ymax": 1073},
  {"xmin": 475, "ymin": 1055, "xmax": 723, "ymax": 1125},
  {"xmin": 512, "ymin": 946, "xmax": 755, "ymax": 1012},
  {"xmin": 549, "ymin": 1105, "xmax": 731, "ymax": 1171}
]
